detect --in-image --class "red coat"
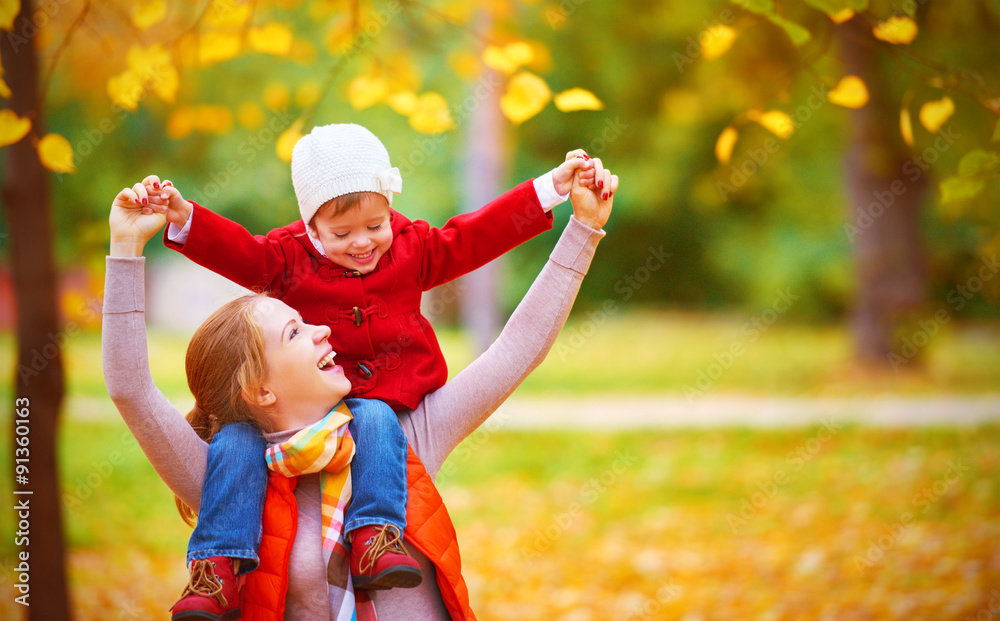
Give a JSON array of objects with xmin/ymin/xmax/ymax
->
[
  {"xmin": 241, "ymin": 447, "xmax": 476, "ymax": 621},
  {"xmin": 165, "ymin": 180, "xmax": 553, "ymax": 410}
]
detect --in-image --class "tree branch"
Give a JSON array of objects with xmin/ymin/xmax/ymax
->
[{"xmin": 37, "ymin": 0, "xmax": 91, "ymax": 112}]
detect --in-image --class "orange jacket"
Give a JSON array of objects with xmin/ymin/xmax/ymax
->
[{"xmin": 242, "ymin": 447, "xmax": 476, "ymax": 621}]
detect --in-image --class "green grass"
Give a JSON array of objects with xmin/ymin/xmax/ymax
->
[
  {"xmin": 1, "ymin": 419, "xmax": 998, "ymax": 619},
  {"xmin": 2, "ymin": 310, "xmax": 999, "ymax": 405},
  {"xmin": 1, "ymin": 419, "xmax": 997, "ymax": 554}
]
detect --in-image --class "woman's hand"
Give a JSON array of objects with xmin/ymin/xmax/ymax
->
[
  {"xmin": 552, "ymin": 149, "xmax": 595, "ymax": 196},
  {"xmin": 570, "ymin": 157, "xmax": 617, "ymax": 230},
  {"xmin": 142, "ymin": 175, "xmax": 193, "ymax": 228},
  {"xmin": 109, "ymin": 183, "xmax": 167, "ymax": 257}
]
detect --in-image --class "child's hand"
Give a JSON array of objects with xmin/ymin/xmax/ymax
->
[
  {"xmin": 569, "ymin": 157, "xmax": 617, "ymax": 230},
  {"xmin": 142, "ymin": 175, "xmax": 193, "ymax": 228},
  {"xmin": 109, "ymin": 183, "xmax": 167, "ymax": 256},
  {"xmin": 552, "ymin": 149, "xmax": 596, "ymax": 196}
]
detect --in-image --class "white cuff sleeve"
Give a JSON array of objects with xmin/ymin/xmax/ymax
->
[
  {"xmin": 167, "ymin": 211, "xmax": 193, "ymax": 244},
  {"xmin": 533, "ymin": 170, "xmax": 569, "ymax": 212}
]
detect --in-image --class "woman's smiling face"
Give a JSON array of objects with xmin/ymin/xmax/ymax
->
[
  {"xmin": 252, "ymin": 298, "xmax": 352, "ymax": 425},
  {"xmin": 309, "ymin": 192, "xmax": 393, "ymax": 273}
]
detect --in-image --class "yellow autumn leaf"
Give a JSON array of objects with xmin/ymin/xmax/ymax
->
[
  {"xmin": 277, "ymin": 119, "xmax": 304, "ymax": 163},
  {"xmin": 554, "ymin": 88, "xmax": 604, "ymax": 112},
  {"xmin": 0, "ymin": 75, "xmax": 11, "ymax": 98},
  {"xmin": 483, "ymin": 45, "xmax": 517, "ymax": 74},
  {"xmin": 919, "ymin": 96, "xmax": 954, "ymax": 134},
  {"xmin": 439, "ymin": 0, "xmax": 474, "ymax": 24},
  {"xmin": 448, "ymin": 50, "xmax": 481, "ymax": 81},
  {"xmin": 503, "ymin": 42, "xmax": 534, "ymax": 67},
  {"xmin": 387, "ymin": 90, "xmax": 418, "ymax": 116},
  {"xmin": 130, "ymin": 0, "xmax": 166, "ymax": 31},
  {"xmin": 0, "ymin": 109, "xmax": 30, "ymax": 147},
  {"xmin": 747, "ymin": 109, "xmax": 794, "ymax": 139},
  {"xmin": 500, "ymin": 71, "xmax": 551, "ymax": 125},
  {"xmin": 873, "ymin": 16, "xmax": 918, "ymax": 44},
  {"xmin": 263, "ymin": 82, "xmax": 290, "ymax": 110},
  {"xmin": 526, "ymin": 41, "xmax": 553, "ymax": 72},
  {"xmin": 237, "ymin": 101, "xmax": 264, "ymax": 130},
  {"xmin": 483, "ymin": 42, "xmax": 534, "ymax": 75},
  {"xmin": 154, "ymin": 62, "xmax": 179, "ymax": 103},
  {"xmin": 408, "ymin": 92, "xmax": 455, "ymax": 134},
  {"xmin": 249, "ymin": 23, "xmax": 293, "ymax": 56},
  {"xmin": 288, "ymin": 38, "xmax": 317, "ymax": 64},
  {"xmin": 347, "ymin": 75, "xmax": 389, "ymax": 110},
  {"xmin": 715, "ymin": 126, "xmax": 739, "ymax": 165},
  {"xmin": 700, "ymin": 24, "xmax": 738, "ymax": 60},
  {"xmin": 123, "ymin": 44, "xmax": 178, "ymax": 104},
  {"xmin": 204, "ymin": 0, "xmax": 251, "ymax": 27},
  {"xmin": 195, "ymin": 105, "xmax": 232, "ymax": 134},
  {"xmin": 900, "ymin": 108, "xmax": 914, "ymax": 146},
  {"xmin": 827, "ymin": 75, "xmax": 869, "ymax": 109},
  {"xmin": 0, "ymin": 0, "xmax": 18, "ymax": 31},
  {"xmin": 295, "ymin": 80, "xmax": 322, "ymax": 108},
  {"xmin": 325, "ymin": 14, "xmax": 355, "ymax": 55},
  {"xmin": 385, "ymin": 52, "xmax": 421, "ymax": 92},
  {"xmin": 107, "ymin": 70, "xmax": 144, "ymax": 110},
  {"xmin": 199, "ymin": 30, "xmax": 242, "ymax": 65},
  {"xmin": 37, "ymin": 133, "xmax": 75, "ymax": 173},
  {"xmin": 830, "ymin": 9, "xmax": 854, "ymax": 24},
  {"xmin": 174, "ymin": 32, "xmax": 201, "ymax": 67},
  {"xmin": 166, "ymin": 106, "xmax": 196, "ymax": 139},
  {"xmin": 127, "ymin": 43, "xmax": 168, "ymax": 72}
]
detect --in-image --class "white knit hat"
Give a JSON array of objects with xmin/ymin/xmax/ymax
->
[{"xmin": 291, "ymin": 123, "xmax": 402, "ymax": 226}]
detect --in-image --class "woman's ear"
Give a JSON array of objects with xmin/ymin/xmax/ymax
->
[{"xmin": 243, "ymin": 385, "xmax": 276, "ymax": 408}]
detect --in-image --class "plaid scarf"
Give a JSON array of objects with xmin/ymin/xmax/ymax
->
[{"xmin": 265, "ymin": 401, "xmax": 371, "ymax": 621}]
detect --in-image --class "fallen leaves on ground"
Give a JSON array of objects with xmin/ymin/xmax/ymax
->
[{"xmin": 4, "ymin": 426, "xmax": 996, "ymax": 620}]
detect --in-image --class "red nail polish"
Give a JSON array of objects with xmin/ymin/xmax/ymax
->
[
  {"xmin": 602, "ymin": 192, "xmax": 609, "ymax": 200},
  {"xmin": 153, "ymin": 182, "xmax": 160, "ymax": 190},
  {"xmin": 134, "ymin": 198, "xmax": 140, "ymax": 204},
  {"xmin": 583, "ymin": 154, "xmax": 590, "ymax": 160},
  {"xmin": 142, "ymin": 198, "xmax": 147, "ymax": 205},
  {"xmin": 598, "ymin": 180, "xmax": 603, "ymax": 189}
]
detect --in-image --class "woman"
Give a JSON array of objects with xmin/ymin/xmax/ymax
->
[{"xmin": 103, "ymin": 165, "xmax": 615, "ymax": 620}]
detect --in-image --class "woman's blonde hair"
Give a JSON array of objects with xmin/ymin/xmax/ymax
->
[{"xmin": 176, "ymin": 294, "xmax": 275, "ymax": 526}]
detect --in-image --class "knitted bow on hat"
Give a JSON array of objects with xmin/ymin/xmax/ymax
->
[{"xmin": 375, "ymin": 166, "xmax": 403, "ymax": 195}]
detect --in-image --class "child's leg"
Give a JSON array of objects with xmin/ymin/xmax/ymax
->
[
  {"xmin": 343, "ymin": 398, "xmax": 408, "ymax": 533},
  {"xmin": 187, "ymin": 421, "xmax": 268, "ymax": 575},
  {"xmin": 343, "ymin": 398, "xmax": 420, "ymax": 590}
]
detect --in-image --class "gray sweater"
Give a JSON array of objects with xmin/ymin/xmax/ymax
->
[{"xmin": 103, "ymin": 216, "xmax": 603, "ymax": 619}]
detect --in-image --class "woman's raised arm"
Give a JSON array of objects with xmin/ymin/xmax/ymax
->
[
  {"xmin": 102, "ymin": 183, "xmax": 209, "ymax": 510},
  {"xmin": 401, "ymin": 164, "xmax": 617, "ymax": 478}
]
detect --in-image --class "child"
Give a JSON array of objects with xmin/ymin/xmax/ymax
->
[{"xmin": 141, "ymin": 123, "xmax": 605, "ymax": 619}]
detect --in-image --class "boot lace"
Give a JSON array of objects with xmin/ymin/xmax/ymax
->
[
  {"xmin": 179, "ymin": 559, "xmax": 228, "ymax": 607},
  {"xmin": 358, "ymin": 524, "xmax": 408, "ymax": 575}
]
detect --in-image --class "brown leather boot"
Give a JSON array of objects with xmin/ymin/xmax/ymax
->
[
  {"xmin": 169, "ymin": 556, "xmax": 241, "ymax": 620},
  {"xmin": 349, "ymin": 524, "xmax": 423, "ymax": 590}
]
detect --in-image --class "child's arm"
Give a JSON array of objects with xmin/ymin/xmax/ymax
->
[
  {"xmin": 104, "ymin": 185, "xmax": 210, "ymax": 510},
  {"xmin": 141, "ymin": 175, "xmax": 292, "ymax": 294},
  {"xmin": 402, "ymin": 167, "xmax": 615, "ymax": 475},
  {"xmin": 415, "ymin": 151, "xmax": 595, "ymax": 291}
]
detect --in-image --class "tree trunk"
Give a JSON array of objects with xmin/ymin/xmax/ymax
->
[
  {"xmin": 458, "ymin": 66, "xmax": 508, "ymax": 353},
  {"xmin": 840, "ymin": 19, "xmax": 928, "ymax": 364},
  {"xmin": 1, "ymin": 1, "xmax": 72, "ymax": 618}
]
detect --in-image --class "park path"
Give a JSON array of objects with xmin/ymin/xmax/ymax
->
[
  {"xmin": 69, "ymin": 394, "xmax": 1000, "ymax": 428},
  {"xmin": 490, "ymin": 394, "xmax": 1000, "ymax": 428}
]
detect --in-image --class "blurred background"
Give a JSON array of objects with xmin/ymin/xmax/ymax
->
[{"xmin": 1, "ymin": 0, "xmax": 998, "ymax": 619}]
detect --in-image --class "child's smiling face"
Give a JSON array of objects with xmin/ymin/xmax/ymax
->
[{"xmin": 309, "ymin": 192, "xmax": 393, "ymax": 273}]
